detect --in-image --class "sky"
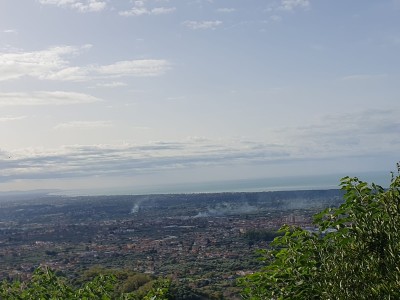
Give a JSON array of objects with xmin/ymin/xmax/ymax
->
[{"xmin": 0, "ymin": 0, "xmax": 399, "ymax": 195}]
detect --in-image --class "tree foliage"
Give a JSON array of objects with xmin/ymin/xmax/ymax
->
[
  {"xmin": 239, "ymin": 165, "xmax": 400, "ymax": 299},
  {"xmin": 0, "ymin": 266, "xmax": 116, "ymax": 299},
  {"xmin": 0, "ymin": 266, "xmax": 172, "ymax": 300}
]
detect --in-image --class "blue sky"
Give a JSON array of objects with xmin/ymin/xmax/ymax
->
[{"xmin": 0, "ymin": 0, "xmax": 399, "ymax": 194}]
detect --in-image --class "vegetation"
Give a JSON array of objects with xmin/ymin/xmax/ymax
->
[
  {"xmin": 244, "ymin": 229, "xmax": 282, "ymax": 242},
  {"xmin": 4, "ymin": 167, "xmax": 398, "ymax": 299},
  {"xmin": 239, "ymin": 165, "xmax": 400, "ymax": 299},
  {"xmin": 0, "ymin": 266, "xmax": 172, "ymax": 300},
  {"xmin": 5, "ymin": 172, "xmax": 388, "ymax": 299},
  {"xmin": 1, "ymin": 190, "xmax": 341, "ymax": 298}
]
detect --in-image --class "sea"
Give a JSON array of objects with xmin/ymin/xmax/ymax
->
[{"xmin": 64, "ymin": 170, "xmax": 391, "ymax": 196}]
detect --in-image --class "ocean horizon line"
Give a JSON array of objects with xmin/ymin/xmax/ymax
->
[{"xmin": 45, "ymin": 170, "xmax": 391, "ymax": 197}]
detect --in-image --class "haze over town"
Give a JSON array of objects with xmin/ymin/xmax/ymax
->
[{"xmin": 0, "ymin": 0, "xmax": 399, "ymax": 194}]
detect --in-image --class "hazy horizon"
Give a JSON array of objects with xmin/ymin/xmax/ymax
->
[{"xmin": 0, "ymin": 170, "xmax": 391, "ymax": 197}]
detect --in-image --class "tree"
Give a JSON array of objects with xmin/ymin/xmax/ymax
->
[
  {"xmin": 0, "ymin": 266, "xmax": 115, "ymax": 299},
  {"xmin": 0, "ymin": 266, "xmax": 172, "ymax": 300},
  {"xmin": 239, "ymin": 165, "xmax": 400, "ymax": 299}
]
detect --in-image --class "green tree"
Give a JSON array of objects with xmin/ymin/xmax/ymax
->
[
  {"xmin": 0, "ymin": 266, "xmax": 115, "ymax": 299},
  {"xmin": 239, "ymin": 165, "xmax": 400, "ymax": 299},
  {"xmin": 0, "ymin": 266, "xmax": 172, "ymax": 300}
]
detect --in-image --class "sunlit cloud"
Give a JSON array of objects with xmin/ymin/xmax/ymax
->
[
  {"xmin": 275, "ymin": 109, "xmax": 400, "ymax": 157},
  {"xmin": 96, "ymin": 60, "xmax": 170, "ymax": 77},
  {"xmin": 95, "ymin": 81, "xmax": 128, "ymax": 88},
  {"xmin": 119, "ymin": 0, "xmax": 176, "ymax": 16},
  {"xmin": 270, "ymin": 15, "xmax": 282, "ymax": 22},
  {"xmin": 120, "ymin": 6, "xmax": 176, "ymax": 16},
  {"xmin": 54, "ymin": 121, "xmax": 113, "ymax": 130},
  {"xmin": 0, "ymin": 91, "xmax": 101, "ymax": 106},
  {"xmin": 279, "ymin": 0, "xmax": 310, "ymax": 11},
  {"xmin": 182, "ymin": 20, "xmax": 222, "ymax": 30},
  {"xmin": 0, "ymin": 116, "xmax": 26, "ymax": 122},
  {"xmin": 0, "ymin": 139, "xmax": 290, "ymax": 182},
  {"xmin": 0, "ymin": 45, "xmax": 170, "ymax": 82},
  {"xmin": 0, "ymin": 45, "xmax": 91, "ymax": 81},
  {"xmin": 38, "ymin": 0, "xmax": 107, "ymax": 12},
  {"xmin": 216, "ymin": 8, "xmax": 236, "ymax": 13},
  {"xmin": 340, "ymin": 74, "xmax": 387, "ymax": 81},
  {"xmin": 2, "ymin": 29, "xmax": 18, "ymax": 34},
  {"xmin": 1, "ymin": 108, "xmax": 399, "ymax": 184}
]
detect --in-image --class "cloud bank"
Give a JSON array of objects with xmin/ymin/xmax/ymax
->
[{"xmin": 1, "ymin": 108, "xmax": 399, "ymax": 184}]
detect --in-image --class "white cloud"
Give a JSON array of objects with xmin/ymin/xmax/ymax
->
[
  {"xmin": 119, "ymin": 1, "xmax": 176, "ymax": 16},
  {"xmin": 95, "ymin": 81, "xmax": 127, "ymax": 88},
  {"xmin": 216, "ymin": 8, "xmax": 236, "ymax": 13},
  {"xmin": 0, "ymin": 116, "xmax": 26, "ymax": 122},
  {"xmin": 96, "ymin": 60, "xmax": 170, "ymax": 77},
  {"xmin": 2, "ymin": 29, "xmax": 18, "ymax": 34},
  {"xmin": 38, "ymin": 0, "xmax": 107, "ymax": 12},
  {"xmin": 1, "ymin": 110, "xmax": 399, "ymax": 184},
  {"xmin": 275, "ymin": 109, "xmax": 400, "ymax": 158},
  {"xmin": 0, "ymin": 45, "xmax": 170, "ymax": 82},
  {"xmin": 279, "ymin": 0, "xmax": 310, "ymax": 11},
  {"xmin": 131, "ymin": 126, "xmax": 151, "ymax": 130},
  {"xmin": 183, "ymin": 20, "xmax": 222, "ymax": 30},
  {"xmin": 0, "ymin": 45, "xmax": 89, "ymax": 81},
  {"xmin": 0, "ymin": 91, "xmax": 101, "ymax": 106},
  {"xmin": 0, "ymin": 139, "xmax": 289, "ymax": 182},
  {"xmin": 43, "ymin": 66, "xmax": 90, "ymax": 81},
  {"xmin": 341, "ymin": 74, "xmax": 387, "ymax": 81},
  {"xmin": 54, "ymin": 121, "xmax": 113, "ymax": 129},
  {"xmin": 270, "ymin": 15, "xmax": 282, "ymax": 22},
  {"xmin": 150, "ymin": 7, "xmax": 176, "ymax": 14}
]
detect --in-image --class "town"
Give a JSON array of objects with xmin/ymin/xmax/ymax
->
[{"xmin": 0, "ymin": 190, "xmax": 343, "ymax": 298}]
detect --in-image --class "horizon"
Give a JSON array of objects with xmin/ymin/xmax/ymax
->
[
  {"xmin": 1, "ymin": 1, "xmax": 399, "ymax": 193},
  {"xmin": 0, "ymin": 170, "xmax": 391, "ymax": 197}
]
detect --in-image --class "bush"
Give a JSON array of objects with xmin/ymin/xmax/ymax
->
[
  {"xmin": 0, "ymin": 266, "xmax": 115, "ymax": 299},
  {"xmin": 239, "ymin": 165, "xmax": 400, "ymax": 299},
  {"xmin": 0, "ymin": 266, "xmax": 172, "ymax": 299}
]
